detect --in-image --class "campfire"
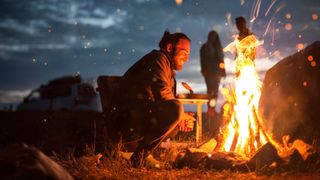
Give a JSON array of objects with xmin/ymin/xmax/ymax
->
[
  {"xmin": 174, "ymin": 36, "xmax": 320, "ymax": 173},
  {"xmin": 216, "ymin": 34, "xmax": 280, "ymax": 157}
]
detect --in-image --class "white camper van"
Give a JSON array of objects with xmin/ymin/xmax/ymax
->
[{"xmin": 17, "ymin": 76, "xmax": 102, "ymax": 112}]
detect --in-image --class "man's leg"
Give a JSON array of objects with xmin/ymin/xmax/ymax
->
[{"xmin": 130, "ymin": 99, "xmax": 183, "ymax": 167}]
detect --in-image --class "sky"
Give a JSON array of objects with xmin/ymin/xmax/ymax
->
[{"xmin": 0, "ymin": 0, "xmax": 319, "ymax": 108}]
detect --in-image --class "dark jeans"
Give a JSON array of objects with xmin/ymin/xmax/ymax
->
[{"xmin": 108, "ymin": 99, "xmax": 183, "ymax": 152}]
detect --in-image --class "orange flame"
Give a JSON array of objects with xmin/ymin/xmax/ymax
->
[{"xmin": 219, "ymin": 35, "xmax": 277, "ymax": 157}]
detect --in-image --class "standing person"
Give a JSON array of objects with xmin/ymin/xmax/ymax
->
[
  {"xmin": 107, "ymin": 30, "xmax": 195, "ymax": 167},
  {"xmin": 235, "ymin": 16, "xmax": 256, "ymax": 62},
  {"xmin": 200, "ymin": 31, "xmax": 226, "ymax": 129}
]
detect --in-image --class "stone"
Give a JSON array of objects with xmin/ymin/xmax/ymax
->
[
  {"xmin": 0, "ymin": 143, "xmax": 73, "ymax": 180},
  {"xmin": 259, "ymin": 41, "xmax": 320, "ymax": 142}
]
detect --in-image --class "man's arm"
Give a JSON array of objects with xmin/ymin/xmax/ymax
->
[{"xmin": 148, "ymin": 55, "xmax": 175, "ymax": 100}]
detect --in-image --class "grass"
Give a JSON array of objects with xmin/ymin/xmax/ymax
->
[{"xmin": 50, "ymin": 143, "xmax": 320, "ymax": 180}]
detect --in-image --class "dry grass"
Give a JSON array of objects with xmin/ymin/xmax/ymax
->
[{"xmin": 51, "ymin": 144, "xmax": 320, "ymax": 180}]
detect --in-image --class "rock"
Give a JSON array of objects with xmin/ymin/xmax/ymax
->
[
  {"xmin": 174, "ymin": 148, "xmax": 248, "ymax": 171},
  {"xmin": 174, "ymin": 149, "xmax": 208, "ymax": 168},
  {"xmin": 200, "ymin": 152, "xmax": 248, "ymax": 171},
  {"xmin": 259, "ymin": 41, "xmax": 320, "ymax": 142},
  {"xmin": 288, "ymin": 150, "xmax": 305, "ymax": 171},
  {"xmin": 0, "ymin": 143, "xmax": 73, "ymax": 180},
  {"xmin": 248, "ymin": 143, "xmax": 282, "ymax": 170}
]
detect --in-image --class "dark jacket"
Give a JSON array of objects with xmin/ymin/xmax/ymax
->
[
  {"xmin": 112, "ymin": 49, "xmax": 176, "ymax": 106},
  {"xmin": 200, "ymin": 43, "xmax": 226, "ymax": 78},
  {"xmin": 107, "ymin": 50, "xmax": 177, "ymax": 136}
]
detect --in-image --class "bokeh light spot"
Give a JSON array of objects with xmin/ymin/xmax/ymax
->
[
  {"xmin": 303, "ymin": 81, "xmax": 307, "ymax": 87},
  {"xmin": 307, "ymin": 55, "xmax": 314, "ymax": 61},
  {"xmin": 285, "ymin": 23, "xmax": 292, "ymax": 31},
  {"xmin": 285, "ymin": 13, "xmax": 292, "ymax": 19},
  {"xmin": 312, "ymin": 13, "xmax": 318, "ymax": 20},
  {"xmin": 296, "ymin": 43, "xmax": 304, "ymax": 51},
  {"xmin": 175, "ymin": 0, "xmax": 183, "ymax": 5}
]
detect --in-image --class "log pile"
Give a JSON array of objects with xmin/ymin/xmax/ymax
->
[{"xmin": 174, "ymin": 138, "xmax": 320, "ymax": 173}]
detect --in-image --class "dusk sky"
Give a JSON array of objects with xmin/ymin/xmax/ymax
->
[{"xmin": 0, "ymin": 0, "xmax": 319, "ymax": 108}]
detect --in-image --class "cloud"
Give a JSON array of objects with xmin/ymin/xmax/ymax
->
[
  {"xmin": 0, "ymin": 44, "xmax": 70, "ymax": 54},
  {"xmin": 77, "ymin": 16, "xmax": 122, "ymax": 29},
  {"xmin": 42, "ymin": 2, "xmax": 127, "ymax": 29},
  {"xmin": 0, "ymin": 89, "xmax": 31, "ymax": 103},
  {"xmin": 0, "ymin": 18, "xmax": 47, "ymax": 35}
]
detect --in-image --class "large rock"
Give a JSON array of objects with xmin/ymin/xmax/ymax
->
[
  {"xmin": 259, "ymin": 41, "xmax": 320, "ymax": 142},
  {"xmin": 0, "ymin": 144, "xmax": 73, "ymax": 180}
]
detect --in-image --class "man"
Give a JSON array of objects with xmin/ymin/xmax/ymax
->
[
  {"xmin": 234, "ymin": 16, "xmax": 257, "ymax": 77},
  {"xmin": 235, "ymin": 16, "xmax": 256, "ymax": 62},
  {"xmin": 107, "ymin": 30, "xmax": 195, "ymax": 167}
]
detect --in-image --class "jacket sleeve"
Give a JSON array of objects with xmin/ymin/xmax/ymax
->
[{"xmin": 148, "ymin": 55, "xmax": 175, "ymax": 101}]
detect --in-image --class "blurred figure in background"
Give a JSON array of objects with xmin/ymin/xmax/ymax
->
[
  {"xmin": 235, "ymin": 16, "xmax": 256, "ymax": 61},
  {"xmin": 200, "ymin": 30, "xmax": 226, "ymax": 130}
]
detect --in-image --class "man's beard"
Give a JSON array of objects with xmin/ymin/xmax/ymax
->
[{"xmin": 171, "ymin": 48, "xmax": 182, "ymax": 71}]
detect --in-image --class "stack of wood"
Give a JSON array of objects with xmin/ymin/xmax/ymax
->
[{"xmin": 174, "ymin": 138, "xmax": 320, "ymax": 173}]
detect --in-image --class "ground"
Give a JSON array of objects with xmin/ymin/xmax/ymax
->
[{"xmin": 53, "ymin": 153, "xmax": 320, "ymax": 179}]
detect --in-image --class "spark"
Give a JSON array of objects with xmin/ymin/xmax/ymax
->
[
  {"xmin": 275, "ymin": 2, "xmax": 286, "ymax": 14},
  {"xmin": 250, "ymin": 0, "xmax": 262, "ymax": 23},
  {"xmin": 265, "ymin": 0, "xmax": 277, "ymax": 16},
  {"xmin": 263, "ymin": 17, "xmax": 274, "ymax": 37},
  {"xmin": 272, "ymin": 23, "xmax": 275, "ymax": 45}
]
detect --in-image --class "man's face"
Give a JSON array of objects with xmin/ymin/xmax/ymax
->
[{"xmin": 171, "ymin": 39, "xmax": 190, "ymax": 71}]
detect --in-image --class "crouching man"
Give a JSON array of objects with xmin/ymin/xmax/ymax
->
[{"xmin": 107, "ymin": 30, "xmax": 195, "ymax": 167}]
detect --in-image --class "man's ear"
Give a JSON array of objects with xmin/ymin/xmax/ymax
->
[{"xmin": 166, "ymin": 43, "xmax": 173, "ymax": 53}]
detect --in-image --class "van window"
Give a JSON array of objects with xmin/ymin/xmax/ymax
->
[{"xmin": 41, "ymin": 85, "xmax": 72, "ymax": 98}]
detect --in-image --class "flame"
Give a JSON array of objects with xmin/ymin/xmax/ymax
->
[{"xmin": 219, "ymin": 35, "xmax": 277, "ymax": 157}]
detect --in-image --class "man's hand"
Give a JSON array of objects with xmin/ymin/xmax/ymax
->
[{"xmin": 178, "ymin": 112, "xmax": 195, "ymax": 132}]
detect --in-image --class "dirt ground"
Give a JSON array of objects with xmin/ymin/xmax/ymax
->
[{"xmin": 53, "ymin": 152, "xmax": 320, "ymax": 180}]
